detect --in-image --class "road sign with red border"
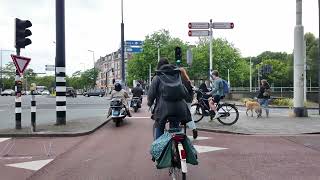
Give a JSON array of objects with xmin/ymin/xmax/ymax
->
[{"xmin": 11, "ymin": 54, "xmax": 31, "ymax": 75}]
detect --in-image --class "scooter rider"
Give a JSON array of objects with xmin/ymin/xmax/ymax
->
[
  {"xmin": 108, "ymin": 83, "xmax": 132, "ymax": 117},
  {"xmin": 131, "ymin": 83, "xmax": 144, "ymax": 103}
]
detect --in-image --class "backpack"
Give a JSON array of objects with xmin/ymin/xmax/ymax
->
[
  {"xmin": 158, "ymin": 71, "xmax": 188, "ymax": 102},
  {"xmin": 222, "ymin": 80, "xmax": 230, "ymax": 94}
]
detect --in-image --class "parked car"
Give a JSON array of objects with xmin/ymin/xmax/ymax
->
[
  {"xmin": 1, "ymin": 89, "xmax": 15, "ymax": 96},
  {"xmin": 66, "ymin": 87, "xmax": 77, "ymax": 97},
  {"xmin": 41, "ymin": 90, "xmax": 50, "ymax": 95},
  {"xmin": 83, "ymin": 89, "xmax": 105, "ymax": 97}
]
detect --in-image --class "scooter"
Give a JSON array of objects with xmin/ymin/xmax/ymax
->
[
  {"xmin": 110, "ymin": 98, "xmax": 127, "ymax": 127},
  {"xmin": 130, "ymin": 97, "xmax": 142, "ymax": 112}
]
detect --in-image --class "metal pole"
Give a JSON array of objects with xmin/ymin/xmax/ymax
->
[
  {"xmin": 157, "ymin": 43, "xmax": 160, "ymax": 62},
  {"xmin": 15, "ymin": 49, "xmax": 21, "ymax": 129},
  {"xmin": 227, "ymin": 69, "xmax": 230, "ymax": 87},
  {"xmin": 318, "ymin": 0, "xmax": 320, "ymax": 114},
  {"xmin": 121, "ymin": 0, "xmax": 125, "ymax": 84},
  {"xmin": 304, "ymin": 40, "xmax": 307, "ymax": 101},
  {"xmin": 55, "ymin": 0, "xmax": 67, "ymax": 125},
  {"xmin": 0, "ymin": 49, "xmax": 2, "ymax": 92},
  {"xmin": 249, "ymin": 57, "xmax": 252, "ymax": 92},
  {"xmin": 293, "ymin": 0, "xmax": 307, "ymax": 117},
  {"xmin": 258, "ymin": 66, "xmax": 260, "ymax": 89},
  {"xmin": 149, "ymin": 64, "xmax": 151, "ymax": 85},
  {"xmin": 209, "ymin": 19, "xmax": 213, "ymax": 81}
]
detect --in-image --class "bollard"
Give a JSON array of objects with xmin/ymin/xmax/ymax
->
[{"xmin": 31, "ymin": 93, "xmax": 36, "ymax": 132}]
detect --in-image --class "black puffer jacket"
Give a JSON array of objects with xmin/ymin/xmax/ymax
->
[{"xmin": 147, "ymin": 64, "xmax": 190, "ymax": 128}]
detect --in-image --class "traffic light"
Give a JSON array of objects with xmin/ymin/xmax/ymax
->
[
  {"xmin": 15, "ymin": 18, "xmax": 32, "ymax": 49},
  {"xmin": 175, "ymin": 46, "xmax": 182, "ymax": 61}
]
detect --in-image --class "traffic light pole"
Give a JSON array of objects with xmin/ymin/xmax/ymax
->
[
  {"xmin": 55, "ymin": 0, "xmax": 66, "ymax": 125},
  {"xmin": 15, "ymin": 48, "xmax": 22, "ymax": 129}
]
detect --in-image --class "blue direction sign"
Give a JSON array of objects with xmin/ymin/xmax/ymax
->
[
  {"xmin": 125, "ymin": 40, "xmax": 143, "ymax": 46},
  {"xmin": 126, "ymin": 47, "xmax": 143, "ymax": 53}
]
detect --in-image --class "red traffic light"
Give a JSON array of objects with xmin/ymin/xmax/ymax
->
[
  {"xmin": 188, "ymin": 31, "xmax": 192, "ymax": 36},
  {"xmin": 188, "ymin": 23, "xmax": 192, "ymax": 29}
]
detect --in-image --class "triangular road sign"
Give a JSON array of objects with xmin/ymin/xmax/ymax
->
[{"xmin": 11, "ymin": 54, "xmax": 31, "ymax": 74}]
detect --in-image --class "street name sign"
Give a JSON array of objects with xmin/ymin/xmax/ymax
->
[
  {"xmin": 126, "ymin": 47, "xmax": 143, "ymax": 53},
  {"xmin": 188, "ymin": 30, "xmax": 210, "ymax": 37},
  {"xmin": 11, "ymin": 54, "xmax": 31, "ymax": 74},
  {"xmin": 212, "ymin": 22, "xmax": 234, "ymax": 29},
  {"xmin": 45, "ymin": 65, "xmax": 55, "ymax": 71},
  {"xmin": 125, "ymin": 40, "xmax": 143, "ymax": 46},
  {"xmin": 188, "ymin": 22, "xmax": 210, "ymax": 29}
]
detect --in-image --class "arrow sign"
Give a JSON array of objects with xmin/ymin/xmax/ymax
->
[
  {"xmin": 188, "ymin": 30, "xmax": 210, "ymax": 37},
  {"xmin": 212, "ymin": 22, "xmax": 234, "ymax": 29},
  {"xmin": 188, "ymin": 22, "xmax": 210, "ymax": 29},
  {"xmin": 11, "ymin": 55, "xmax": 31, "ymax": 74}
]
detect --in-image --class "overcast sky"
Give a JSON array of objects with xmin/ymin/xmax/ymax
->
[{"xmin": 0, "ymin": 0, "xmax": 318, "ymax": 75}]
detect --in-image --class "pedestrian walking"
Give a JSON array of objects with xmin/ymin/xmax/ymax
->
[{"xmin": 257, "ymin": 79, "xmax": 271, "ymax": 117}]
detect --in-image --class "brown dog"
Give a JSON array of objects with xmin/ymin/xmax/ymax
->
[{"xmin": 244, "ymin": 100, "xmax": 262, "ymax": 118}]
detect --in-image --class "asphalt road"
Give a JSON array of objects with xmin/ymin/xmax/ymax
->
[
  {"xmin": 0, "ymin": 95, "xmax": 110, "ymax": 130},
  {"xmin": 0, "ymin": 102, "xmax": 319, "ymax": 179}
]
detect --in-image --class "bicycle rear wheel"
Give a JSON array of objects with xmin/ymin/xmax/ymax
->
[
  {"xmin": 190, "ymin": 104, "xmax": 204, "ymax": 123},
  {"xmin": 182, "ymin": 172, "xmax": 186, "ymax": 180},
  {"xmin": 217, "ymin": 103, "xmax": 239, "ymax": 125}
]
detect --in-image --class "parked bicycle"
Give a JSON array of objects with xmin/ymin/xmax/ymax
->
[{"xmin": 191, "ymin": 90, "xmax": 239, "ymax": 125}]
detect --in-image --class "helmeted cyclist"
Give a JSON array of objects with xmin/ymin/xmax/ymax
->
[{"xmin": 108, "ymin": 82, "xmax": 132, "ymax": 117}]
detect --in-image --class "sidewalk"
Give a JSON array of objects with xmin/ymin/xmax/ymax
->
[
  {"xmin": 0, "ymin": 117, "xmax": 111, "ymax": 137},
  {"xmin": 196, "ymin": 109, "xmax": 320, "ymax": 135}
]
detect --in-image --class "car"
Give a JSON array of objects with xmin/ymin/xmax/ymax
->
[
  {"xmin": 83, "ymin": 89, "xmax": 105, "ymax": 97},
  {"xmin": 41, "ymin": 90, "xmax": 50, "ymax": 95},
  {"xmin": 1, "ymin": 89, "xmax": 15, "ymax": 96}
]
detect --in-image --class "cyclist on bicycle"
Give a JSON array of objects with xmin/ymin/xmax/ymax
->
[
  {"xmin": 207, "ymin": 70, "xmax": 224, "ymax": 120},
  {"xmin": 148, "ymin": 58, "xmax": 190, "ymax": 140}
]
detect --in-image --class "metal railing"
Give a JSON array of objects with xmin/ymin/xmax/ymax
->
[{"xmin": 230, "ymin": 87, "xmax": 319, "ymax": 93}]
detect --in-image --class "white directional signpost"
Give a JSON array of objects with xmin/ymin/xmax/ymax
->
[
  {"xmin": 188, "ymin": 20, "xmax": 234, "ymax": 80},
  {"xmin": 45, "ymin": 65, "xmax": 55, "ymax": 71}
]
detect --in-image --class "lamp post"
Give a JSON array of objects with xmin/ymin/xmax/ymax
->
[
  {"xmin": 120, "ymin": 0, "xmax": 125, "ymax": 84},
  {"xmin": 88, "ymin": 50, "xmax": 95, "ymax": 69},
  {"xmin": 157, "ymin": 42, "xmax": 160, "ymax": 62}
]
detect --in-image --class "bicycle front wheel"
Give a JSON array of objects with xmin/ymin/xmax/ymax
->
[
  {"xmin": 217, "ymin": 104, "xmax": 239, "ymax": 125},
  {"xmin": 190, "ymin": 103, "xmax": 204, "ymax": 123}
]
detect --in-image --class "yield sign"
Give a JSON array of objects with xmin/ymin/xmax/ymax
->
[{"xmin": 11, "ymin": 54, "xmax": 31, "ymax": 74}]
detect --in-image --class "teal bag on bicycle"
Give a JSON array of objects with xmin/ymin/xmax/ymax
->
[{"xmin": 150, "ymin": 132, "xmax": 172, "ymax": 161}]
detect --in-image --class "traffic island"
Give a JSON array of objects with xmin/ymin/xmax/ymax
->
[{"xmin": 0, "ymin": 117, "xmax": 112, "ymax": 137}]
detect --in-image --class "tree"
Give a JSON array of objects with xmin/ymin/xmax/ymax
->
[
  {"xmin": 256, "ymin": 59, "xmax": 289, "ymax": 87},
  {"xmin": 304, "ymin": 32, "xmax": 319, "ymax": 87},
  {"xmin": 127, "ymin": 29, "xmax": 188, "ymax": 86}
]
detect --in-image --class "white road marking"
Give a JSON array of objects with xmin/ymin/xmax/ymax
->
[
  {"xmin": 0, "ymin": 156, "xmax": 33, "ymax": 160},
  {"xmin": 127, "ymin": 116, "xmax": 151, "ymax": 119},
  {"xmin": 0, "ymin": 138, "xmax": 11, "ymax": 143},
  {"xmin": 188, "ymin": 136, "xmax": 211, "ymax": 141},
  {"xmin": 193, "ymin": 145, "xmax": 228, "ymax": 154},
  {"xmin": 6, "ymin": 159, "xmax": 54, "ymax": 171}
]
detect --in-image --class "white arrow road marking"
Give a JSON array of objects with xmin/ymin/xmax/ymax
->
[
  {"xmin": 193, "ymin": 145, "xmax": 228, "ymax": 154},
  {"xmin": 6, "ymin": 159, "xmax": 54, "ymax": 171},
  {"xmin": 188, "ymin": 136, "xmax": 211, "ymax": 141},
  {"xmin": 0, "ymin": 138, "xmax": 11, "ymax": 143}
]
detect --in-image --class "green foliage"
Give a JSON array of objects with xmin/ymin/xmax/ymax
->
[
  {"xmin": 271, "ymin": 98, "xmax": 293, "ymax": 107},
  {"xmin": 256, "ymin": 59, "xmax": 289, "ymax": 86}
]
